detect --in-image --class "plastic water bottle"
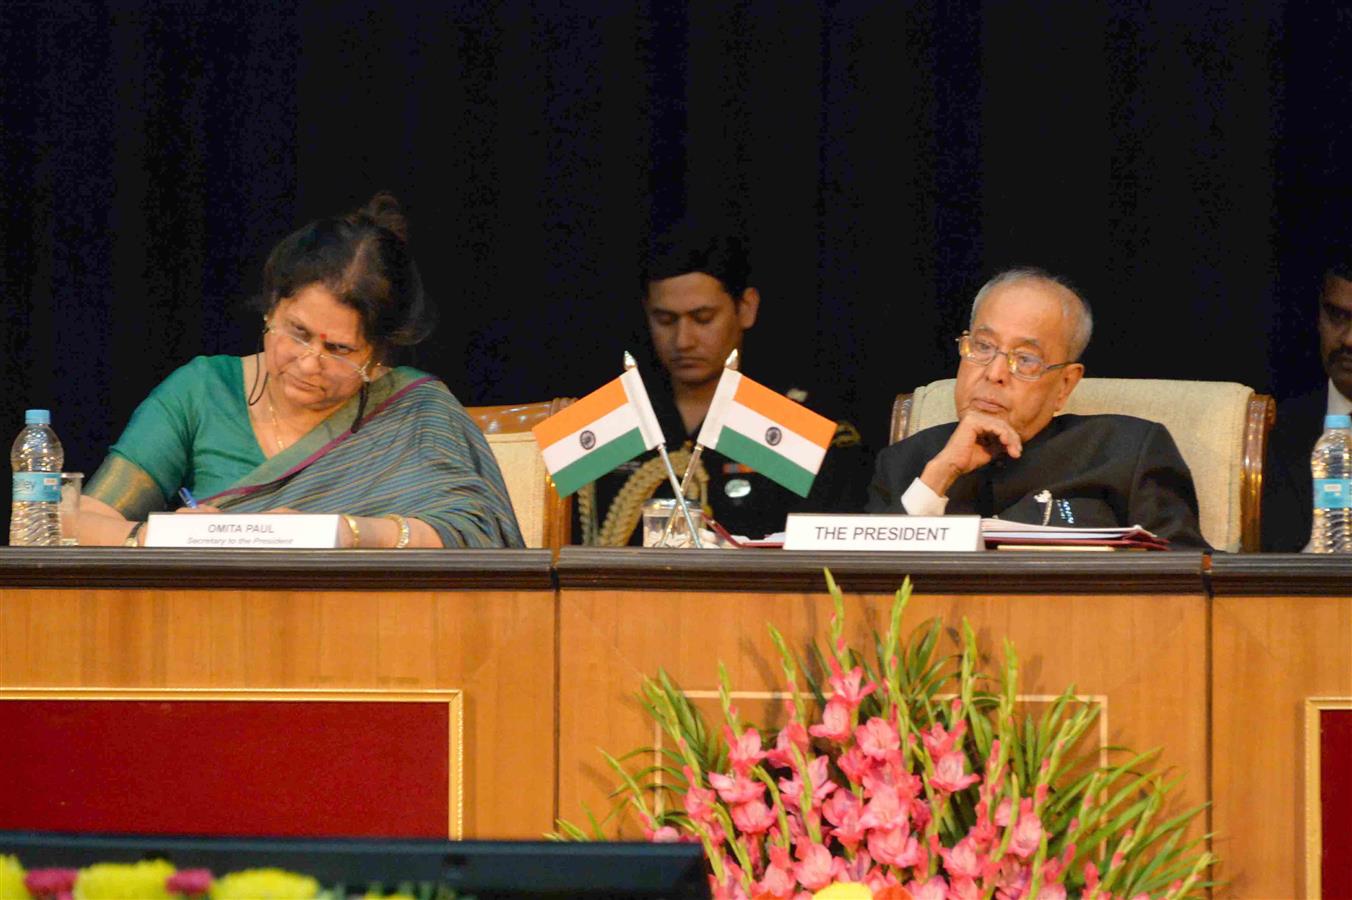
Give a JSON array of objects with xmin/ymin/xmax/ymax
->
[
  {"xmin": 1310, "ymin": 413, "xmax": 1352, "ymax": 553},
  {"xmin": 10, "ymin": 409, "xmax": 64, "ymax": 547}
]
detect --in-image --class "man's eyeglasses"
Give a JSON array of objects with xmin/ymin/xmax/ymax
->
[
  {"xmin": 956, "ymin": 331, "xmax": 1073, "ymax": 382},
  {"xmin": 267, "ymin": 323, "xmax": 373, "ymax": 380}
]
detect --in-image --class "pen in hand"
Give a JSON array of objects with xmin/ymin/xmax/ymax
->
[{"xmin": 178, "ymin": 487, "xmax": 198, "ymax": 509}]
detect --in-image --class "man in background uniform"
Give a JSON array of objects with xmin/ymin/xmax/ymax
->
[{"xmin": 577, "ymin": 224, "xmax": 869, "ymax": 545}]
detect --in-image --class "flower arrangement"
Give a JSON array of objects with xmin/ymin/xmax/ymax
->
[
  {"xmin": 0, "ymin": 857, "xmax": 434, "ymax": 900},
  {"xmin": 560, "ymin": 573, "xmax": 1216, "ymax": 899}
]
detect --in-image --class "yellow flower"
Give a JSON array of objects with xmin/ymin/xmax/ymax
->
[
  {"xmin": 812, "ymin": 885, "xmax": 874, "ymax": 900},
  {"xmin": 210, "ymin": 869, "xmax": 320, "ymax": 900},
  {"xmin": 0, "ymin": 855, "xmax": 28, "ymax": 900},
  {"xmin": 75, "ymin": 860, "xmax": 175, "ymax": 899}
]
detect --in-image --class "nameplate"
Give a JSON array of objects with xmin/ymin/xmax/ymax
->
[
  {"xmin": 144, "ymin": 513, "xmax": 341, "ymax": 549},
  {"xmin": 783, "ymin": 514, "xmax": 982, "ymax": 552}
]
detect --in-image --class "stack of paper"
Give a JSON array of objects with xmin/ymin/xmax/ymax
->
[{"xmin": 980, "ymin": 518, "xmax": 1168, "ymax": 550}]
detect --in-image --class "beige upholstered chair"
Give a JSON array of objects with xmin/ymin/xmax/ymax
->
[
  {"xmin": 889, "ymin": 379, "xmax": 1275, "ymax": 552},
  {"xmin": 467, "ymin": 399, "xmax": 574, "ymax": 550}
]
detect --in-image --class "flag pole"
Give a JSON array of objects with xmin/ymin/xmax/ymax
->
[
  {"xmin": 624, "ymin": 352, "xmax": 704, "ymax": 548},
  {"xmin": 656, "ymin": 348, "xmax": 740, "ymax": 547}
]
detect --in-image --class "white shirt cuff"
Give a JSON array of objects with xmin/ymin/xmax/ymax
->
[{"xmin": 901, "ymin": 478, "xmax": 949, "ymax": 516}]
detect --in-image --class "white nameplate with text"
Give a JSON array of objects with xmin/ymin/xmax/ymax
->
[
  {"xmin": 783, "ymin": 514, "xmax": 982, "ymax": 552},
  {"xmin": 144, "ymin": 513, "xmax": 341, "ymax": 549}
]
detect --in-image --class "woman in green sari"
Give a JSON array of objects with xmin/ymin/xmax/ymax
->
[{"xmin": 78, "ymin": 193, "xmax": 523, "ymax": 549}]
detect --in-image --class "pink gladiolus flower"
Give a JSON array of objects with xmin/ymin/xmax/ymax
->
[
  {"xmin": 821, "ymin": 786, "xmax": 861, "ymax": 824},
  {"xmin": 906, "ymin": 876, "xmax": 948, "ymax": 900},
  {"xmin": 930, "ymin": 751, "xmax": 980, "ymax": 794},
  {"xmin": 856, "ymin": 716, "xmax": 901, "ymax": 760},
  {"xmin": 947, "ymin": 876, "xmax": 980, "ymax": 900},
  {"xmin": 793, "ymin": 843, "xmax": 833, "ymax": 891},
  {"xmin": 824, "ymin": 801, "xmax": 866, "ymax": 849},
  {"xmin": 991, "ymin": 859, "xmax": 1030, "ymax": 899},
  {"xmin": 920, "ymin": 719, "xmax": 966, "ymax": 760},
  {"xmin": 1083, "ymin": 862, "xmax": 1100, "ymax": 890},
  {"xmin": 1037, "ymin": 886, "xmax": 1067, "ymax": 900},
  {"xmin": 778, "ymin": 755, "xmax": 837, "ymax": 809},
  {"xmin": 765, "ymin": 720, "xmax": 810, "ymax": 768},
  {"xmin": 858, "ymin": 783, "xmax": 908, "ymax": 831},
  {"xmin": 837, "ymin": 746, "xmax": 873, "ymax": 784},
  {"xmin": 710, "ymin": 771, "xmax": 765, "ymax": 804},
  {"xmin": 939, "ymin": 837, "xmax": 983, "ymax": 879},
  {"xmin": 648, "ymin": 825, "xmax": 682, "ymax": 842},
  {"xmin": 967, "ymin": 817, "xmax": 997, "ymax": 852},
  {"xmin": 684, "ymin": 771, "xmax": 719, "ymax": 823},
  {"xmin": 908, "ymin": 797, "xmax": 932, "ymax": 831},
  {"xmin": 731, "ymin": 799, "xmax": 777, "ymax": 835},
  {"xmin": 726, "ymin": 726, "xmax": 767, "ymax": 775},
  {"xmin": 713, "ymin": 865, "xmax": 751, "ymax": 900},
  {"xmin": 25, "ymin": 869, "xmax": 78, "ymax": 899},
  {"xmin": 863, "ymin": 765, "xmax": 922, "ymax": 806},
  {"xmin": 808, "ymin": 696, "xmax": 852, "ymax": 741},
  {"xmin": 828, "ymin": 664, "xmax": 876, "ymax": 709},
  {"xmin": 868, "ymin": 825, "xmax": 923, "ymax": 868},
  {"xmin": 1007, "ymin": 799, "xmax": 1043, "ymax": 860},
  {"xmin": 756, "ymin": 845, "xmax": 795, "ymax": 899}
]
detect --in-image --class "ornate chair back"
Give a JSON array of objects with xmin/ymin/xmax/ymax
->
[{"xmin": 467, "ymin": 399, "xmax": 574, "ymax": 550}]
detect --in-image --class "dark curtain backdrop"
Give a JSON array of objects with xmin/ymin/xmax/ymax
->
[{"xmin": 2, "ymin": 0, "xmax": 1349, "ymax": 532}]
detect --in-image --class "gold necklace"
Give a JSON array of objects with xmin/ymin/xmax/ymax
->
[{"xmin": 265, "ymin": 383, "xmax": 287, "ymax": 453}]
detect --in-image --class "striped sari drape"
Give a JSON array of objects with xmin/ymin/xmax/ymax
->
[{"xmin": 210, "ymin": 369, "xmax": 523, "ymax": 549}]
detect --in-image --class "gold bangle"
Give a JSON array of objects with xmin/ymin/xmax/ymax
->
[
  {"xmin": 340, "ymin": 514, "xmax": 361, "ymax": 548},
  {"xmin": 123, "ymin": 521, "xmax": 145, "ymax": 548},
  {"xmin": 383, "ymin": 513, "xmax": 410, "ymax": 549}
]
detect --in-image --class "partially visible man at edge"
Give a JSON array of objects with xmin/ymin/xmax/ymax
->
[
  {"xmin": 866, "ymin": 268, "xmax": 1209, "ymax": 549},
  {"xmin": 576, "ymin": 225, "xmax": 870, "ymax": 545},
  {"xmin": 1262, "ymin": 254, "xmax": 1352, "ymax": 551}
]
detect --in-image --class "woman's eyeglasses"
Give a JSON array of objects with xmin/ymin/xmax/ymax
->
[{"xmin": 266, "ymin": 323, "xmax": 373, "ymax": 380}]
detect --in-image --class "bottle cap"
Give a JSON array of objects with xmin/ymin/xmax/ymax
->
[{"xmin": 23, "ymin": 409, "xmax": 50, "ymax": 426}]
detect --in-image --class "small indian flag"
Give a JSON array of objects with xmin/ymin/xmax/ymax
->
[
  {"xmin": 696, "ymin": 370, "xmax": 835, "ymax": 497},
  {"xmin": 532, "ymin": 368, "xmax": 665, "ymax": 497}
]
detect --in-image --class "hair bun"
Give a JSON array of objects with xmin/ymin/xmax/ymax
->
[{"xmin": 357, "ymin": 191, "xmax": 409, "ymax": 243}]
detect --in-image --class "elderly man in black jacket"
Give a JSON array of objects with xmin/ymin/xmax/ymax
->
[{"xmin": 866, "ymin": 268, "xmax": 1208, "ymax": 549}]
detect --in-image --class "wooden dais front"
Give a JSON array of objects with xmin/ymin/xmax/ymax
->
[{"xmin": 0, "ymin": 549, "xmax": 557, "ymax": 839}]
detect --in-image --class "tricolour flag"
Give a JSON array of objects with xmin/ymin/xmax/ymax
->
[
  {"xmin": 696, "ymin": 370, "xmax": 836, "ymax": 497},
  {"xmin": 532, "ymin": 368, "xmax": 665, "ymax": 497}
]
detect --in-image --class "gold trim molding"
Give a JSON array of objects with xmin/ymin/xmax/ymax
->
[{"xmin": 1304, "ymin": 697, "xmax": 1352, "ymax": 899}]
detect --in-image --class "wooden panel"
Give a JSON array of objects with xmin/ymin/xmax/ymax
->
[
  {"xmin": 557, "ymin": 583, "xmax": 1209, "ymax": 850},
  {"xmin": 0, "ymin": 585, "xmax": 556, "ymax": 839},
  {"xmin": 1211, "ymin": 593, "xmax": 1352, "ymax": 898}
]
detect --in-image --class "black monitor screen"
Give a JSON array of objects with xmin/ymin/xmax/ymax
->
[{"xmin": 0, "ymin": 832, "xmax": 711, "ymax": 899}]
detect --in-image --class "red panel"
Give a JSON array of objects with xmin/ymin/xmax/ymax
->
[
  {"xmin": 0, "ymin": 699, "xmax": 450, "ymax": 837},
  {"xmin": 1322, "ymin": 707, "xmax": 1352, "ymax": 898}
]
